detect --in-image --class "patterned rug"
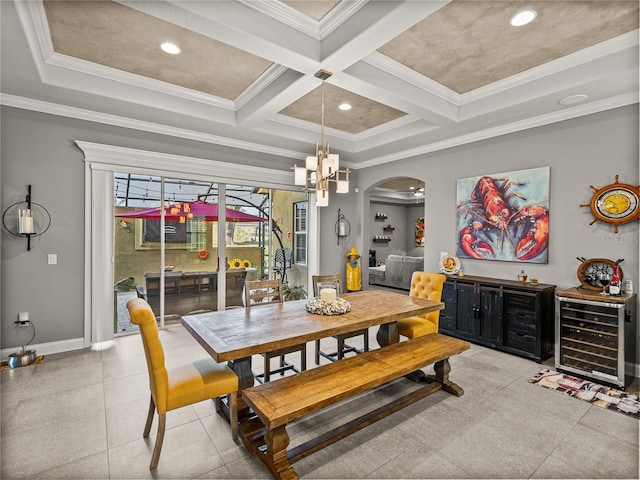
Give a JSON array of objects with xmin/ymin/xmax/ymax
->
[{"xmin": 529, "ymin": 369, "xmax": 640, "ymax": 419}]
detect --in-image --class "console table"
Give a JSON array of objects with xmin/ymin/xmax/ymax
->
[{"xmin": 438, "ymin": 275, "xmax": 556, "ymax": 363}]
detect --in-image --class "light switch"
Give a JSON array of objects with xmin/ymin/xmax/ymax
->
[{"xmin": 48, "ymin": 254, "xmax": 57, "ymax": 265}]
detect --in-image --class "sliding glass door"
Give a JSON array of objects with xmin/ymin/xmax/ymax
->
[{"xmin": 113, "ymin": 173, "xmax": 308, "ymax": 333}]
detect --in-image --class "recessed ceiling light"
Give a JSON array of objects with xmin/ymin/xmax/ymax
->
[
  {"xmin": 559, "ymin": 94, "xmax": 588, "ymax": 106},
  {"xmin": 160, "ymin": 42, "xmax": 181, "ymax": 55},
  {"xmin": 510, "ymin": 10, "xmax": 537, "ymax": 27},
  {"xmin": 339, "ymin": 103, "xmax": 352, "ymax": 111}
]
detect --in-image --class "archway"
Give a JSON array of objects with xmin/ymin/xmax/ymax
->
[{"xmin": 364, "ymin": 177, "xmax": 425, "ymax": 289}]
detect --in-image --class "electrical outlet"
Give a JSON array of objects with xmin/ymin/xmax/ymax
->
[
  {"xmin": 16, "ymin": 312, "xmax": 29, "ymax": 326},
  {"xmin": 48, "ymin": 254, "xmax": 57, "ymax": 265}
]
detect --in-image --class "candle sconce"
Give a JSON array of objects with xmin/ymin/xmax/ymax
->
[
  {"xmin": 2, "ymin": 185, "xmax": 51, "ymax": 251},
  {"xmin": 335, "ymin": 208, "xmax": 351, "ymax": 245}
]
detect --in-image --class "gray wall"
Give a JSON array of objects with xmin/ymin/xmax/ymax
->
[
  {"xmin": 355, "ymin": 105, "xmax": 639, "ymax": 367},
  {"xmin": 366, "ymin": 202, "xmax": 426, "ymax": 262},
  {"xmin": 2, "ymin": 104, "xmax": 639, "ymax": 365},
  {"xmin": 316, "ymin": 190, "xmax": 361, "ymax": 281},
  {"xmin": 357, "ymin": 105, "xmax": 638, "ymax": 292},
  {"xmin": 0, "ymin": 106, "xmax": 314, "ymax": 351}
]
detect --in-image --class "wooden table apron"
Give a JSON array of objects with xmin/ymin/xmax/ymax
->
[{"xmin": 181, "ymin": 290, "xmax": 444, "ymax": 391}]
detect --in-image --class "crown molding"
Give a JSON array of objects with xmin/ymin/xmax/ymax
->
[
  {"xmin": 239, "ymin": 0, "xmax": 366, "ymax": 40},
  {"xmin": 1, "ymin": 94, "xmax": 304, "ymax": 161},
  {"xmin": 356, "ymin": 92, "xmax": 639, "ymax": 168},
  {"xmin": 364, "ymin": 51, "xmax": 461, "ymax": 106},
  {"xmin": 5, "ymin": 90, "xmax": 635, "ymax": 173}
]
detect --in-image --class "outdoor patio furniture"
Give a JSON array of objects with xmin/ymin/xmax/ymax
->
[{"xmin": 141, "ymin": 269, "xmax": 247, "ymax": 317}]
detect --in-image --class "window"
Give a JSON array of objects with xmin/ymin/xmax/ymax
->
[{"xmin": 293, "ymin": 201, "xmax": 307, "ymax": 265}]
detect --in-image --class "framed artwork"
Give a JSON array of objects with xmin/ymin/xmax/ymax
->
[
  {"xmin": 415, "ymin": 217, "xmax": 425, "ymax": 246},
  {"xmin": 456, "ymin": 166, "xmax": 549, "ymax": 263}
]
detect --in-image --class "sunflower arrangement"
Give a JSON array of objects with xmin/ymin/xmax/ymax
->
[{"xmin": 228, "ymin": 257, "xmax": 243, "ymax": 269}]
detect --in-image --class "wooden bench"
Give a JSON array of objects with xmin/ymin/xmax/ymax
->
[{"xmin": 242, "ymin": 333, "xmax": 470, "ymax": 480}]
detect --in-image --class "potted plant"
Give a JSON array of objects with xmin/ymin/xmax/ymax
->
[{"xmin": 283, "ymin": 283, "xmax": 307, "ymax": 301}]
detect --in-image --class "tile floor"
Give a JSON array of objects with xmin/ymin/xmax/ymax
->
[{"xmin": 1, "ymin": 324, "xmax": 638, "ymax": 480}]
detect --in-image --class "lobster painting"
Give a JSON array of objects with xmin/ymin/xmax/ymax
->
[{"xmin": 456, "ymin": 167, "xmax": 550, "ymax": 263}]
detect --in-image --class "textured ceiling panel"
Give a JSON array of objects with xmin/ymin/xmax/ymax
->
[
  {"xmin": 279, "ymin": 83, "xmax": 407, "ymax": 134},
  {"xmin": 44, "ymin": 0, "xmax": 273, "ymax": 100},
  {"xmin": 3, "ymin": 0, "xmax": 636, "ymax": 178},
  {"xmin": 378, "ymin": 0, "xmax": 639, "ymax": 94}
]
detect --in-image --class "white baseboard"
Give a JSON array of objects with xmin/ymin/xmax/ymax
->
[{"xmin": 1, "ymin": 338, "xmax": 86, "ymax": 361}]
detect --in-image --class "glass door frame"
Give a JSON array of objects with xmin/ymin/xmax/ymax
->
[{"xmin": 79, "ymin": 141, "xmax": 318, "ymax": 346}]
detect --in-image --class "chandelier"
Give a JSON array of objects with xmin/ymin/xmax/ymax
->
[{"xmin": 293, "ymin": 69, "xmax": 350, "ymax": 207}]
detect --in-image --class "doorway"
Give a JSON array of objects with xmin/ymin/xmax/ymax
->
[{"xmin": 367, "ymin": 176, "xmax": 425, "ymax": 270}]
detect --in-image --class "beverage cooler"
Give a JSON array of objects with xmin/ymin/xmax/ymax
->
[{"xmin": 555, "ymin": 288, "xmax": 637, "ymax": 389}]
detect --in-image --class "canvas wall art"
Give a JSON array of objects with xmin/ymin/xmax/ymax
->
[
  {"xmin": 415, "ymin": 217, "xmax": 425, "ymax": 246},
  {"xmin": 456, "ymin": 166, "xmax": 549, "ymax": 263}
]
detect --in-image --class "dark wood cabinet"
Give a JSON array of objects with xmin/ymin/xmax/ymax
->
[
  {"xmin": 438, "ymin": 275, "xmax": 555, "ymax": 363},
  {"xmin": 439, "ymin": 281, "xmax": 457, "ymax": 332}
]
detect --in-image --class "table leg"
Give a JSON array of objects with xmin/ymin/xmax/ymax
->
[
  {"xmin": 228, "ymin": 357, "xmax": 255, "ymax": 390},
  {"xmin": 376, "ymin": 322, "xmax": 399, "ymax": 347},
  {"xmin": 217, "ymin": 357, "xmax": 255, "ymax": 426}
]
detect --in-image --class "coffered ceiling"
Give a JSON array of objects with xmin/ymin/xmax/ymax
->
[{"xmin": 1, "ymin": 0, "xmax": 638, "ymax": 177}]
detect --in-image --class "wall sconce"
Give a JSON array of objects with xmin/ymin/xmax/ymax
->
[
  {"xmin": 335, "ymin": 208, "xmax": 351, "ymax": 245},
  {"xmin": 2, "ymin": 185, "xmax": 51, "ymax": 251}
]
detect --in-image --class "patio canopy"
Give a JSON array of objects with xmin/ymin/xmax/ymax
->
[{"xmin": 115, "ymin": 200, "xmax": 265, "ymax": 223}]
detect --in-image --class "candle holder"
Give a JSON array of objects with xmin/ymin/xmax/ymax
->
[
  {"xmin": 335, "ymin": 208, "xmax": 351, "ymax": 245},
  {"xmin": 317, "ymin": 280, "xmax": 340, "ymax": 301},
  {"xmin": 2, "ymin": 185, "xmax": 51, "ymax": 251}
]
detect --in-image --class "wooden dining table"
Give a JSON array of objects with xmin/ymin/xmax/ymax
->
[
  {"xmin": 181, "ymin": 289, "xmax": 444, "ymax": 390},
  {"xmin": 181, "ymin": 289, "xmax": 444, "ymax": 455}
]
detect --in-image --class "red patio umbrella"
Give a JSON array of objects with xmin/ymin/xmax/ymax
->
[{"xmin": 115, "ymin": 200, "xmax": 265, "ymax": 223}]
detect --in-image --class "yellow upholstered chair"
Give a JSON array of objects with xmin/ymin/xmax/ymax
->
[
  {"xmin": 244, "ymin": 279, "xmax": 307, "ymax": 382},
  {"xmin": 313, "ymin": 274, "xmax": 369, "ymax": 364},
  {"xmin": 396, "ymin": 272, "xmax": 446, "ymax": 339},
  {"xmin": 126, "ymin": 298, "xmax": 239, "ymax": 470}
]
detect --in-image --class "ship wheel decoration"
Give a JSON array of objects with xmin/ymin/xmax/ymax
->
[{"xmin": 580, "ymin": 174, "xmax": 640, "ymax": 233}]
